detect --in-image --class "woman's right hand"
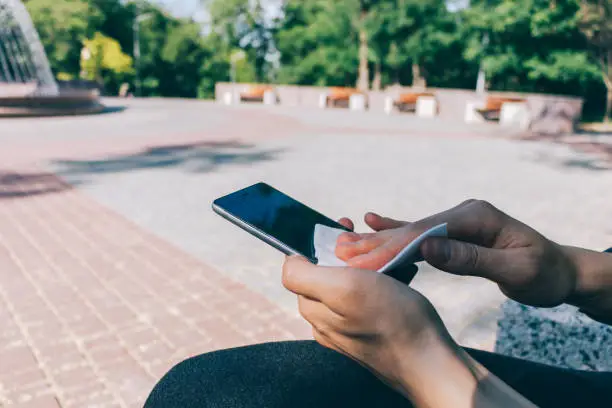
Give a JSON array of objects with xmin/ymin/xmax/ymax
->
[{"xmin": 336, "ymin": 200, "xmax": 579, "ymax": 308}]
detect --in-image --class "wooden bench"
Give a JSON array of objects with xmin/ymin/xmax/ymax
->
[
  {"xmin": 240, "ymin": 85, "xmax": 275, "ymax": 103},
  {"xmin": 476, "ymin": 96, "xmax": 525, "ymax": 121},
  {"xmin": 326, "ymin": 87, "xmax": 365, "ymax": 108},
  {"xmin": 394, "ymin": 92, "xmax": 436, "ymax": 113}
]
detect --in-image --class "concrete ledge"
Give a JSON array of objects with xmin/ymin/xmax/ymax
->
[{"xmin": 215, "ymin": 83, "xmax": 584, "ymax": 135}]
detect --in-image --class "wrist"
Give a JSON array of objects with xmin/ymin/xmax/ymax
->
[
  {"xmin": 397, "ymin": 338, "xmax": 481, "ymax": 407},
  {"xmin": 562, "ymin": 245, "xmax": 612, "ymax": 322},
  {"xmin": 399, "ymin": 339, "xmax": 537, "ymax": 408}
]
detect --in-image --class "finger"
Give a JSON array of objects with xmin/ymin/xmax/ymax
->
[
  {"xmin": 420, "ymin": 237, "xmax": 514, "ymax": 285},
  {"xmin": 298, "ymin": 295, "xmax": 343, "ymax": 330},
  {"xmin": 345, "ymin": 202, "xmax": 501, "ymax": 271},
  {"xmin": 312, "ymin": 327, "xmax": 335, "ymax": 350},
  {"xmin": 336, "ymin": 231, "xmax": 362, "ymax": 245},
  {"xmin": 365, "ymin": 212, "xmax": 408, "ymax": 231},
  {"xmin": 312, "ymin": 328, "xmax": 354, "ymax": 360},
  {"xmin": 312, "ymin": 328, "xmax": 356, "ymax": 363},
  {"xmin": 413, "ymin": 200, "xmax": 504, "ymax": 247},
  {"xmin": 346, "ymin": 242, "xmax": 403, "ymax": 270},
  {"xmin": 282, "ymin": 256, "xmax": 354, "ymax": 308},
  {"xmin": 335, "ymin": 234, "xmax": 387, "ymax": 261},
  {"xmin": 338, "ymin": 218, "xmax": 354, "ymax": 231},
  {"xmin": 283, "ymin": 256, "xmax": 377, "ymax": 316}
]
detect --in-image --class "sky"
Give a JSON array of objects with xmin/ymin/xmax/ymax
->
[
  {"xmin": 154, "ymin": 0, "xmax": 469, "ymax": 20},
  {"xmin": 154, "ymin": 0, "xmax": 202, "ymax": 18},
  {"xmin": 154, "ymin": 0, "xmax": 283, "ymax": 22}
]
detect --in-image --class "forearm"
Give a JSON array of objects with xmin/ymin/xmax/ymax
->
[
  {"xmin": 399, "ymin": 343, "xmax": 536, "ymax": 408},
  {"xmin": 564, "ymin": 246, "xmax": 612, "ymax": 324}
]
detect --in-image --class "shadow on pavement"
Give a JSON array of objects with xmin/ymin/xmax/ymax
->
[
  {"xmin": 53, "ymin": 140, "xmax": 284, "ymax": 176},
  {"xmin": 97, "ymin": 105, "xmax": 127, "ymax": 115},
  {"xmin": 519, "ymin": 133, "xmax": 612, "ymax": 171},
  {"xmin": 0, "ymin": 171, "xmax": 75, "ymax": 199}
]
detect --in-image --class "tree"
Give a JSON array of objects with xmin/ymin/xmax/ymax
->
[
  {"xmin": 22, "ymin": 0, "xmax": 610, "ymax": 116},
  {"xmin": 198, "ymin": 34, "xmax": 232, "ymax": 97},
  {"xmin": 205, "ymin": 0, "xmax": 275, "ymax": 82},
  {"xmin": 356, "ymin": 0, "xmax": 372, "ymax": 91},
  {"xmin": 578, "ymin": 0, "xmax": 612, "ymax": 121},
  {"xmin": 461, "ymin": 0, "xmax": 599, "ymax": 94},
  {"xmin": 90, "ymin": 0, "xmax": 135, "ymax": 54},
  {"xmin": 25, "ymin": 0, "xmax": 103, "ymax": 79},
  {"xmin": 127, "ymin": 3, "xmax": 228, "ymax": 98},
  {"xmin": 160, "ymin": 21, "xmax": 230, "ymax": 98},
  {"xmin": 366, "ymin": 0, "xmax": 463, "ymax": 89},
  {"xmin": 274, "ymin": 0, "xmax": 359, "ymax": 87},
  {"xmin": 81, "ymin": 32, "xmax": 133, "ymax": 86}
]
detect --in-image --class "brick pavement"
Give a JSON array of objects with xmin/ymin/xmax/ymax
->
[{"xmin": 0, "ymin": 169, "xmax": 311, "ymax": 407}]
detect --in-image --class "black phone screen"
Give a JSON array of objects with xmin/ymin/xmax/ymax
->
[{"xmin": 213, "ymin": 183, "xmax": 349, "ymax": 263}]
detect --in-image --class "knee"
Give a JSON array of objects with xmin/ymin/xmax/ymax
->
[
  {"xmin": 144, "ymin": 341, "xmax": 409, "ymax": 408},
  {"xmin": 145, "ymin": 342, "xmax": 309, "ymax": 408},
  {"xmin": 145, "ymin": 355, "xmax": 212, "ymax": 408}
]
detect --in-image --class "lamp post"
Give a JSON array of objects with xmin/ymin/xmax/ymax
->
[
  {"xmin": 133, "ymin": 11, "xmax": 152, "ymax": 97},
  {"xmin": 229, "ymin": 50, "xmax": 246, "ymax": 104},
  {"xmin": 476, "ymin": 33, "xmax": 489, "ymax": 95}
]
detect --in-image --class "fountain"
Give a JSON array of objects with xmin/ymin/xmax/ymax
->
[{"xmin": 0, "ymin": 0, "xmax": 104, "ymax": 116}]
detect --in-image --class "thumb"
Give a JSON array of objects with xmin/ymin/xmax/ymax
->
[
  {"xmin": 365, "ymin": 212, "xmax": 408, "ymax": 231},
  {"xmin": 421, "ymin": 238, "xmax": 509, "ymax": 284}
]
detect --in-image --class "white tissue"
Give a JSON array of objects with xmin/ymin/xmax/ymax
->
[
  {"xmin": 377, "ymin": 223, "xmax": 447, "ymax": 273},
  {"xmin": 313, "ymin": 223, "xmax": 448, "ymax": 274},
  {"xmin": 313, "ymin": 224, "xmax": 348, "ymax": 267}
]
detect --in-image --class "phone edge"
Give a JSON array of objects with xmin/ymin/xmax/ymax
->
[{"xmin": 212, "ymin": 202, "xmax": 316, "ymax": 263}]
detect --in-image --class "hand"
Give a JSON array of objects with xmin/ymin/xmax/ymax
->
[
  {"xmin": 336, "ymin": 200, "xmax": 578, "ymax": 307},
  {"xmin": 281, "ymin": 256, "xmax": 462, "ymax": 401},
  {"xmin": 336, "ymin": 216, "xmax": 418, "ymax": 285}
]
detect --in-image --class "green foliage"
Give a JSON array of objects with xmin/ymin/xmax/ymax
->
[
  {"xmin": 25, "ymin": 0, "xmax": 102, "ymax": 77},
  {"xmin": 524, "ymin": 51, "xmax": 599, "ymax": 82},
  {"xmin": 461, "ymin": 0, "xmax": 598, "ymax": 93},
  {"xmin": 232, "ymin": 54, "xmax": 258, "ymax": 83},
  {"xmin": 275, "ymin": 1, "xmax": 359, "ymax": 86},
  {"xmin": 207, "ymin": 0, "xmax": 275, "ymax": 82},
  {"xmin": 367, "ymin": 0, "xmax": 474, "ymax": 88},
  {"xmin": 274, "ymin": 0, "xmax": 474, "ymax": 89},
  {"xmin": 577, "ymin": 0, "xmax": 612, "ymax": 121},
  {"xmin": 160, "ymin": 22, "xmax": 230, "ymax": 98},
  {"xmin": 460, "ymin": 0, "xmax": 608, "ymax": 118},
  {"xmin": 56, "ymin": 72, "xmax": 75, "ymax": 81},
  {"xmin": 22, "ymin": 0, "xmax": 610, "ymax": 118},
  {"xmin": 81, "ymin": 32, "xmax": 133, "ymax": 81}
]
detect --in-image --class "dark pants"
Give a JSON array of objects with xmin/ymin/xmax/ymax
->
[{"xmin": 145, "ymin": 341, "xmax": 612, "ymax": 407}]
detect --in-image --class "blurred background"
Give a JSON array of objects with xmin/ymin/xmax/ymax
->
[{"xmin": 21, "ymin": 0, "xmax": 611, "ymax": 122}]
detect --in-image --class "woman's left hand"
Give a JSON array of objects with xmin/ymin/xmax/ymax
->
[{"xmin": 282, "ymin": 256, "xmax": 460, "ymax": 398}]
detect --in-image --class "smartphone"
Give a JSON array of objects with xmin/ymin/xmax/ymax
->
[{"xmin": 212, "ymin": 182, "xmax": 350, "ymax": 264}]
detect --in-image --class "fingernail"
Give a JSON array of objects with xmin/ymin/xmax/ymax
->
[{"xmin": 338, "ymin": 232, "xmax": 361, "ymax": 243}]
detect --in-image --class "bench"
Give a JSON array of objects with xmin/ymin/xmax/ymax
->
[
  {"xmin": 239, "ymin": 85, "xmax": 277, "ymax": 104},
  {"xmin": 476, "ymin": 96, "xmax": 526, "ymax": 121},
  {"xmin": 394, "ymin": 92, "xmax": 436, "ymax": 113},
  {"xmin": 325, "ymin": 87, "xmax": 367, "ymax": 109},
  {"xmin": 384, "ymin": 92, "xmax": 438, "ymax": 117}
]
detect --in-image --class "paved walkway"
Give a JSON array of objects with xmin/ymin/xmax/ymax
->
[
  {"xmin": 0, "ymin": 170, "xmax": 309, "ymax": 407},
  {"xmin": 1, "ymin": 99, "xmax": 611, "ymax": 407}
]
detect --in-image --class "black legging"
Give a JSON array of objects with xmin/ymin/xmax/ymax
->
[{"xmin": 145, "ymin": 341, "xmax": 612, "ymax": 407}]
